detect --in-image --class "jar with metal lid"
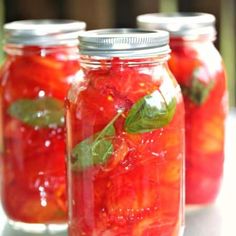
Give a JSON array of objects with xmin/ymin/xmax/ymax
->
[
  {"xmin": 137, "ymin": 13, "xmax": 228, "ymax": 206},
  {"xmin": 66, "ymin": 29, "xmax": 185, "ymax": 236},
  {"xmin": 0, "ymin": 20, "xmax": 86, "ymax": 230}
]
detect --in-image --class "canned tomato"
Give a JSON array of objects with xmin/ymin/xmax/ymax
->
[
  {"xmin": 66, "ymin": 29, "xmax": 185, "ymax": 236},
  {"xmin": 0, "ymin": 20, "xmax": 86, "ymax": 228},
  {"xmin": 137, "ymin": 13, "xmax": 228, "ymax": 205}
]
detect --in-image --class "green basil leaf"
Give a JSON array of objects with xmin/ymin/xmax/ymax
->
[
  {"xmin": 181, "ymin": 69, "xmax": 214, "ymax": 105},
  {"xmin": 71, "ymin": 112, "xmax": 122, "ymax": 171},
  {"xmin": 125, "ymin": 90, "xmax": 176, "ymax": 133},
  {"xmin": 8, "ymin": 97, "xmax": 64, "ymax": 128}
]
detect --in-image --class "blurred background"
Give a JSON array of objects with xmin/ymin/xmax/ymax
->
[{"xmin": 0, "ymin": 0, "xmax": 235, "ymax": 106}]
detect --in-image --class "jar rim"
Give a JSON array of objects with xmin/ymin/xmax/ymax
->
[
  {"xmin": 78, "ymin": 28, "xmax": 170, "ymax": 57},
  {"xmin": 4, "ymin": 19, "xmax": 86, "ymax": 46},
  {"xmin": 137, "ymin": 12, "xmax": 216, "ymax": 39}
]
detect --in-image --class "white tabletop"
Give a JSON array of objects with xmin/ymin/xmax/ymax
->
[
  {"xmin": 0, "ymin": 111, "xmax": 236, "ymax": 236},
  {"xmin": 184, "ymin": 110, "xmax": 236, "ymax": 236}
]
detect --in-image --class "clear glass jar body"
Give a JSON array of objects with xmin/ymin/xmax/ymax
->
[
  {"xmin": 168, "ymin": 37, "xmax": 227, "ymax": 205},
  {"xmin": 0, "ymin": 44, "xmax": 80, "ymax": 224},
  {"xmin": 66, "ymin": 55, "xmax": 185, "ymax": 236}
]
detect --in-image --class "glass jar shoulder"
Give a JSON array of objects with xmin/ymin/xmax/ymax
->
[
  {"xmin": 0, "ymin": 51, "xmax": 80, "ymax": 101},
  {"xmin": 67, "ymin": 60, "xmax": 184, "ymax": 145},
  {"xmin": 169, "ymin": 40, "xmax": 225, "ymax": 83},
  {"xmin": 69, "ymin": 60, "xmax": 182, "ymax": 104},
  {"xmin": 169, "ymin": 39, "xmax": 227, "ymax": 119}
]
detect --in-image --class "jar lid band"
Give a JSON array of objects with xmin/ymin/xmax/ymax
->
[
  {"xmin": 137, "ymin": 13, "xmax": 216, "ymax": 39},
  {"xmin": 4, "ymin": 19, "xmax": 86, "ymax": 46},
  {"xmin": 79, "ymin": 28, "xmax": 170, "ymax": 57}
]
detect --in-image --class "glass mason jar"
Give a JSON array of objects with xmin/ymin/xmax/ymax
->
[
  {"xmin": 0, "ymin": 20, "xmax": 86, "ymax": 229},
  {"xmin": 137, "ymin": 13, "xmax": 228, "ymax": 205},
  {"xmin": 66, "ymin": 29, "xmax": 185, "ymax": 236}
]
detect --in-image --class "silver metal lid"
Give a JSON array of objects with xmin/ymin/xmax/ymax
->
[
  {"xmin": 137, "ymin": 13, "xmax": 216, "ymax": 39},
  {"xmin": 4, "ymin": 19, "xmax": 86, "ymax": 46},
  {"xmin": 79, "ymin": 28, "xmax": 170, "ymax": 57}
]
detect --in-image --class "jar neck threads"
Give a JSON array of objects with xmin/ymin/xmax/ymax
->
[
  {"xmin": 4, "ymin": 44, "xmax": 79, "ymax": 58},
  {"xmin": 80, "ymin": 54, "xmax": 170, "ymax": 68}
]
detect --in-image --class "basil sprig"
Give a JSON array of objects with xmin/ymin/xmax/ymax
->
[
  {"xmin": 71, "ymin": 86, "xmax": 177, "ymax": 170},
  {"xmin": 71, "ymin": 112, "xmax": 122, "ymax": 170},
  {"xmin": 8, "ymin": 97, "xmax": 64, "ymax": 128},
  {"xmin": 124, "ymin": 90, "xmax": 176, "ymax": 133},
  {"xmin": 181, "ymin": 69, "xmax": 214, "ymax": 105}
]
